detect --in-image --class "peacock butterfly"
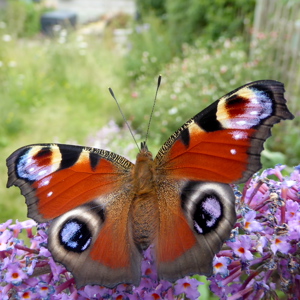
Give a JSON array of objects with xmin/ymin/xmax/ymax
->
[{"xmin": 6, "ymin": 80, "xmax": 294, "ymax": 288}]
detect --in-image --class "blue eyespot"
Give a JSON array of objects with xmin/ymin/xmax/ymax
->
[
  {"xmin": 193, "ymin": 196, "xmax": 222, "ymax": 234},
  {"xmin": 59, "ymin": 219, "xmax": 92, "ymax": 252}
]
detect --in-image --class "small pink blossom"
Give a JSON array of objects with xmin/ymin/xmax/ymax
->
[
  {"xmin": 174, "ymin": 277, "xmax": 202, "ymax": 299},
  {"xmin": 5, "ymin": 263, "xmax": 28, "ymax": 285},
  {"xmin": 243, "ymin": 210, "xmax": 263, "ymax": 232},
  {"xmin": 270, "ymin": 236, "xmax": 291, "ymax": 254},
  {"xmin": 213, "ymin": 256, "xmax": 231, "ymax": 277},
  {"xmin": 227, "ymin": 235, "xmax": 254, "ymax": 260}
]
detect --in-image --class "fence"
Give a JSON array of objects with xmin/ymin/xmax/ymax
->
[{"xmin": 251, "ymin": 0, "xmax": 300, "ymax": 111}]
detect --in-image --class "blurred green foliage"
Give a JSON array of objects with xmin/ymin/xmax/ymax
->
[
  {"xmin": 0, "ymin": 30, "xmax": 126, "ymax": 222},
  {"xmin": 127, "ymin": 0, "xmax": 255, "ymax": 79},
  {"xmin": 0, "ymin": 0, "xmax": 50, "ymax": 37},
  {"xmin": 136, "ymin": 0, "xmax": 256, "ymax": 52},
  {"xmin": 136, "ymin": 0, "xmax": 166, "ymax": 18},
  {"xmin": 124, "ymin": 16, "xmax": 174, "ymax": 80}
]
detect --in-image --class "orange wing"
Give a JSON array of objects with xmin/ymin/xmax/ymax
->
[
  {"xmin": 155, "ymin": 80, "xmax": 294, "ymax": 184},
  {"xmin": 7, "ymin": 144, "xmax": 142, "ymax": 287},
  {"xmin": 7, "ymin": 144, "xmax": 133, "ymax": 221}
]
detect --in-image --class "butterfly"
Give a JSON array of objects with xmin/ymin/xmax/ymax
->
[{"xmin": 7, "ymin": 80, "xmax": 294, "ymax": 288}]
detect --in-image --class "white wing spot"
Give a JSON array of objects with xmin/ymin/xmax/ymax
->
[
  {"xmin": 38, "ymin": 170, "xmax": 47, "ymax": 176},
  {"xmin": 38, "ymin": 177, "xmax": 51, "ymax": 188},
  {"xmin": 250, "ymin": 98, "xmax": 259, "ymax": 104},
  {"xmin": 230, "ymin": 149, "xmax": 237, "ymax": 155},
  {"xmin": 236, "ymin": 120, "xmax": 247, "ymax": 126},
  {"xmin": 230, "ymin": 130, "xmax": 247, "ymax": 140},
  {"xmin": 234, "ymin": 133, "xmax": 241, "ymax": 139},
  {"xmin": 47, "ymin": 191, "xmax": 53, "ymax": 197}
]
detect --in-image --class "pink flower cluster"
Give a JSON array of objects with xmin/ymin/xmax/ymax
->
[
  {"xmin": 0, "ymin": 165, "xmax": 299, "ymax": 299},
  {"xmin": 210, "ymin": 165, "xmax": 300, "ymax": 300},
  {"xmin": 0, "ymin": 222, "xmax": 201, "ymax": 299}
]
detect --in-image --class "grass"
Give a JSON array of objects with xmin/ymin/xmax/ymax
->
[{"xmin": 0, "ymin": 31, "xmax": 128, "ymax": 222}]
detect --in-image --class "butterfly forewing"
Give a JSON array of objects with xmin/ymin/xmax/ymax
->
[
  {"xmin": 154, "ymin": 80, "xmax": 294, "ymax": 184},
  {"xmin": 7, "ymin": 144, "xmax": 133, "ymax": 221}
]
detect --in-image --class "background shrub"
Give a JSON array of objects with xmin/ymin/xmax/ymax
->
[{"xmin": 1, "ymin": 0, "xmax": 49, "ymax": 37}]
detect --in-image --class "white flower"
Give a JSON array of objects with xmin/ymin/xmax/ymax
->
[
  {"xmin": 8, "ymin": 61, "xmax": 17, "ymax": 68},
  {"xmin": 53, "ymin": 24, "xmax": 62, "ymax": 32},
  {"xmin": 168, "ymin": 107, "xmax": 178, "ymax": 115},
  {"xmin": 76, "ymin": 35, "xmax": 83, "ymax": 42},
  {"xmin": 78, "ymin": 42, "xmax": 88, "ymax": 49},
  {"xmin": 58, "ymin": 37, "xmax": 66, "ymax": 44},
  {"xmin": 2, "ymin": 34, "xmax": 11, "ymax": 42},
  {"xmin": 59, "ymin": 29, "xmax": 67, "ymax": 37}
]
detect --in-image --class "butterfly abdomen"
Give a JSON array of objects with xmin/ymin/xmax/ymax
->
[
  {"xmin": 130, "ymin": 147, "xmax": 159, "ymax": 250},
  {"xmin": 131, "ymin": 192, "xmax": 159, "ymax": 250}
]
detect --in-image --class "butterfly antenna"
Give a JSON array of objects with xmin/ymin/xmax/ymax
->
[
  {"xmin": 109, "ymin": 87, "xmax": 140, "ymax": 151},
  {"xmin": 145, "ymin": 75, "xmax": 162, "ymax": 145}
]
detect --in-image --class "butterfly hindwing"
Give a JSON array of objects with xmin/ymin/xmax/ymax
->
[
  {"xmin": 155, "ymin": 179, "xmax": 236, "ymax": 281},
  {"xmin": 47, "ymin": 190, "xmax": 142, "ymax": 288},
  {"xmin": 155, "ymin": 80, "xmax": 294, "ymax": 183}
]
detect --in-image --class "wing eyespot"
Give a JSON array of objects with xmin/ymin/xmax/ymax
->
[
  {"xmin": 59, "ymin": 218, "xmax": 93, "ymax": 253},
  {"xmin": 181, "ymin": 181, "xmax": 236, "ymax": 235},
  {"xmin": 48, "ymin": 204, "xmax": 105, "ymax": 256}
]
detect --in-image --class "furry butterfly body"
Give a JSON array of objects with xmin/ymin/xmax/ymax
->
[{"xmin": 7, "ymin": 80, "xmax": 294, "ymax": 288}]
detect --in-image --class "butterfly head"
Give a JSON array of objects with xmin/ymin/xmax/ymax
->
[
  {"xmin": 140, "ymin": 141, "xmax": 148, "ymax": 152},
  {"xmin": 138, "ymin": 141, "xmax": 153, "ymax": 162}
]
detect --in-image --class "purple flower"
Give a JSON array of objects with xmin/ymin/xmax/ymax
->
[
  {"xmin": 227, "ymin": 235, "xmax": 254, "ymax": 260},
  {"xmin": 143, "ymin": 292, "xmax": 162, "ymax": 300},
  {"xmin": 243, "ymin": 210, "xmax": 263, "ymax": 232},
  {"xmin": 0, "ymin": 219, "xmax": 12, "ymax": 232},
  {"xmin": 270, "ymin": 236, "xmax": 291, "ymax": 254},
  {"xmin": 174, "ymin": 277, "xmax": 202, "ymax": 299},
  {"xmin": 1, "ymin": 162, "xmax": 300, "ymax": 299},
  {"xmin": 18, "ymin": 289, "xmax": 36, "ymax": 299},
  {"xmin": 209, "ymin": 165, "xmax": 300, "ymax": 300},
  {"xmin": 285, "ymin": 199, "xmax": 300, "ymax": 221},
  {"xmin": 213, "ymin": 256, "xmax": 231, "ymax": 277},
  {"xmin": 36, "ymin": 282, "xmax": 55, "ymax": 297},
  {"xmin": 4, "ymin": 262, "xmax": 28, "ymax": 285}
]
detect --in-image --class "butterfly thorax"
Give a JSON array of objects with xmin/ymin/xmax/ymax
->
[{"xmin": 130, "ymin": 144, "xmax": 159, "ymax": 250}]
